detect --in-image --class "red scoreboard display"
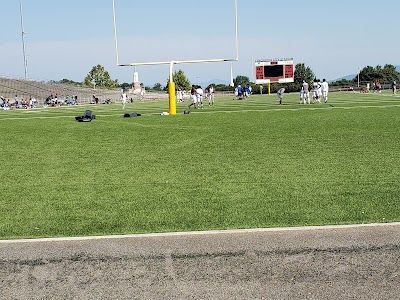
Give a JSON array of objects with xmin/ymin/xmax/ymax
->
[{"xmin": 255, "ymin": 58, "xmax": 294, "ymax": 84}]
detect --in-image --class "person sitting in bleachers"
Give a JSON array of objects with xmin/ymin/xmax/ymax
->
[
  {"xmin": 44, "ymin": 94, "xmax": 52, "ymax": 107},
  {"xmin": 21, "ymin": 98, "xmax": 28, "ymax": 109},
  {"xmin": 53, "ymin": 94, "xmax": 59, "ymax": 106},
  {"xmin": 28, "ymin": 96, "xmax": 37, "ymax": 109},
  {"xmin": 72, "ymin": 95, "xmax": 78, "ymax": 106},
  {"xmin": 2, "ymin": 97, "xmax": 10, "ymax": 110}
]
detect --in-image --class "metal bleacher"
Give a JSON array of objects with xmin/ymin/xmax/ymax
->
[{"xmin": 0, "ymin": 76, "xmax": 121, "ymax": 105}]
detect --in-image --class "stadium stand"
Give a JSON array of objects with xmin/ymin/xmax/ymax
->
[
  {"xmin": 0, "ymin": 75, "xmax": 168, "ymax": 107},
  {"xmin": 0, "ymin": 76, "xmax": 122, "ymax": 105}
]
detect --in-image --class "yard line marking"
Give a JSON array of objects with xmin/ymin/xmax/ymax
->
[{"xmin": 1, "ymin": 222, "xmax": 400, "ymax": 244}]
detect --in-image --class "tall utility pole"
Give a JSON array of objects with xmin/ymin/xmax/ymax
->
[{"xmin": 19, "ymin": 0, "xmax": 28, "ymax": 79}]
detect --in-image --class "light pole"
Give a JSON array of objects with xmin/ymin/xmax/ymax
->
[
  {"xmin": 19, "ymin": 0, "xmax": 28, "ymax": 80},
  {"xmin": 358, "ymin": 68, "xmax": 360, "ymax": 88}
]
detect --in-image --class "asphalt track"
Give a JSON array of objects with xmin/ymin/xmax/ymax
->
[{"xmin": 1, "ymin": 223, "xmax": 399, "ymax": 300}]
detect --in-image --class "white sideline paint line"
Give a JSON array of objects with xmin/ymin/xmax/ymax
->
[
  {"xmin": 1, "ymin": 222, "xmax": 400, "ymax": 244},
  {"xmin": 0, "ymin": 113, "xmax": 125, "ymax": 121},
  {"xmin": 202, "ymin": 104, "xmax": 400, "ymax": 115},
  {"xmin": 0, "ymin": 115, "xmax": 78, "ymax": 121},
  {"xmin": 1, "ymin": 103, "xmax": 400, "ymax": 121}
]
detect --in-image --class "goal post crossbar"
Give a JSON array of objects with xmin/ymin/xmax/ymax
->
[
  {"xmin": 112, "ymin": 0, "xmax": 239, "ymax": 68},
  {"xmin": 117, "ymin": 58, "xmax": 236, "ymax": 67}
]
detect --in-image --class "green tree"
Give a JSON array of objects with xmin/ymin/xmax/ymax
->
[
  {"xmin": 358, "ymin": 64, "xmax": 399, "ymax": 84},
  {"xmin": 84, "ymin": 65, "xmax": 119, "ymax": 88},
  {"xmin": 294, "ymin": 63, "xmax": 314, "ymax": 84},
  {"xmin": 233, "ymin": 75, "xmax": 250, "ymax": 87},
  {"xmin": 359, "ymin": 66, "xmax": 376, "ymax": 82},
  {"xmin": 153, "ymin": 83, "xmax": 163, "ymax": 91},
  {"xmin": 382, "ymin": 64, "xmax": 399, "ymax": 82},
  {"xmin": 167, "ymin": 69, "xmax": 191, "ymax": 90},
  {"xmin": 50, "ymin": 78, "xmax": 84, "ymax": 87},
  {"xmin": 120, "ymin": 82, "xmax": 131, "ymax": 90}
]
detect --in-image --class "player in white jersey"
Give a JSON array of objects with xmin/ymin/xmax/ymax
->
[
  {"xmin": 321, "ymin": 79, "xmax": 329, "ymax": 103},
  {"xmin": 300, "ymin": 86, "xmax": 305, "ymax": 104},
  {"xmin": 121, "ymin": 90, "xmax": 127, "ymax": 109},
  {"xmin": 317, "ymin": 79, "xmax": 322, "ymax": 103},
  {"xmin": 312, "ymin": 80, "xmax": 317, "ymax": 103},
  {"xmin": 188, "ymin": 85, "xmax": 197, "ymax": 109},
  {"xmin": 177, "ymin": 90, "xmax": 183, "ymax": 102},
  {"xmin": 196, "ymin": 86, "xmax": 204, "ymax": 109},
  {"xmin": 312, "ymin": 80, "xmax": 321, "ymax": 104},
  {"xmin": 302, "ymin": 81, "xmax": 310, "ymax": 104}
]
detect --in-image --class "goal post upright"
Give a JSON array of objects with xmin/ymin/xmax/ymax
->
[
  {"xmin": 112, "ymin": 0, "xmax": 119, "ymax": 67},
  {"xmin": 168, "ymin": 62, "xmax": 176, "ymax": 115},
  {"xmin": 112, "ymin": 0, "xmax": 239, "ymax": 115}
]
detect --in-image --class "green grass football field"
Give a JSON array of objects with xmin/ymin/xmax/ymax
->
[{"xmin": 1, "ymin": 90, "xmax": 399, "ymax": 239}]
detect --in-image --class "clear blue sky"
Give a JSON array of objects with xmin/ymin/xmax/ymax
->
[{"xmin": 1, "ymin": 0, "xmax": 399, "ymax": 86}]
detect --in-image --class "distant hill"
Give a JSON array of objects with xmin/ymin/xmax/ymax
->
[
  {"xmin": 199, "ymin": 79, "xmax": 230, "ymax": 87},
  {"xmin": 331, "ymin": 74, "xmax": 356, "ymax": 82}
]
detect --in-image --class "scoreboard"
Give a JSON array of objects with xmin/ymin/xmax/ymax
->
[{"xmin": 255, "ymin": 58, "xmax": 294, "ymax": 84}]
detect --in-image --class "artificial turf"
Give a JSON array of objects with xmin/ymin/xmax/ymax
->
[{"xmin": 0, "ymin": 91, "xmax": 399, "ymax": 239}]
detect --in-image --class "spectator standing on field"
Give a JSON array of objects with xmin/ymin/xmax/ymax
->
[
  {"xmin": 391, "ymin": 80, "xmax": 397, "ymax": 95},
  {"xmin": 321, "ymin": 79, "xmax": 329, "ymax": 103},
  {"xmin": 208, "ymin": 84, "xmax": 215, "ymax": 106},
  {"xmin": 374, "ymin": 81, "xmax": 381, "ymax": 93}
]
